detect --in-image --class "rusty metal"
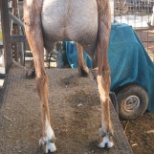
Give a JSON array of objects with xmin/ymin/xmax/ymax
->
[
  {"xmin": 148, "ymin": 46, "xmax": 154, "ymax": 49},
  {"xmin": 0, "ymin": 0, "xmax": 27, "ymax": 71},
  {"xmin": 12, "ymin": 0, "xmax": 19, "ymax": 62},
  {"xmin": 12, "ymin": 25, "xmax": 18, "ymax": 61},
  {"xmin": 142, "ymin": 40, "xmax": 154, "ymax": 42}
]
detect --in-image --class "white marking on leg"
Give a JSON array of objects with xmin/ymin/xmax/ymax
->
[
  {"xmin": 45, "ymin": 142, "xmax": 56, "ymax": 153},
  {"xmin": 97, "ymin": 75, "xmax": 108, "ymax": 129},
  {"xmin": 45, "ymin": 116, "xmax": 55, "ymax": 142},
  {"xmin": 97, "ymin": 75, "xmax": 113, "ymax": 148},
  {"xmin": 98, "ymin": 135, "xmax": 114, "ymax": 148},
  {"xmin": 39, "ymin": 116, "xmax": 56, "ymax": 153},
  {"xmin": 98, "ymin": 128, "xmax": 114, "ymax": 148},
  {"xmin": 97, "ymin": 75, "xmax": 106, "ymax": 103}
]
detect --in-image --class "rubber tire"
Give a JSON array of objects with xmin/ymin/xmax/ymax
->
[{"xmin": 116, "ymin": 85, "xmax": 148, "ymax": 120}]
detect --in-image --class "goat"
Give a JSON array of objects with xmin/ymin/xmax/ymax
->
[{"xmin": 24, "ymin": 0, "xmax": 113, "ymax": 153}]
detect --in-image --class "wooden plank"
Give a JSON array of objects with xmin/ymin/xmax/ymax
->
[{"xmin": 0, "ymin": 67, "xmax": 133, "ymax": 154}]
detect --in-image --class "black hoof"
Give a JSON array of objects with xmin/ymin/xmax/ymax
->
[
  {"xmin": 26, "ymin": 68, "xmax": 35, "ymax": 79},
  {"xmin": 78, "ymin": 67, "xmax": 89, "ymax": 77}
]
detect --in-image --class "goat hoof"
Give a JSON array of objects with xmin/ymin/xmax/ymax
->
[
  {"xmin": 78, "ymin": 66, "xmax": 90, "ymax": 77},
  {"xmin": 26, "ymin": 68, "xmax": 35, "ymax": 79},
  {"xmin": 98, "ymin": 135, "xmax": 114, "ymax": 148},
  {"xmin": 45, "ymin": 142, "xmax": 56, "ymax": 153},
  {"xmin": 39, "ymin": 138, "xmax": 57, "ymax": 153},
  {"xmin": 98, "ymin": 128, "xmax": 114, "ymax": 148}
]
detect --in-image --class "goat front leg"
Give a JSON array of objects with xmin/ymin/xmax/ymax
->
[
  {"xmin": 96, "ymin": 1, "xmax": 114, "ymax": 148},
  {"xmin": 76, "ymin": 43, "xmax": 90, "ymax": 77},
  {"xmin": 24, "ymin": 1, "xmax": 56, "ymax": 153}
]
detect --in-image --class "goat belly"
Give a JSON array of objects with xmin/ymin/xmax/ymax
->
[{"xmin": 41, "ymin": 0, "xmax": 98, "ymax": 46}]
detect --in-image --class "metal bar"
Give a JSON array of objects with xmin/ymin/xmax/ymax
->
[
  {"xmin": 10, "ymin": 0, "xmax": 26, "ymax": 66},
  {"xmin": 9, "ymin": 12, "xmax": 24, "ymax": 29},
  {"xmin": 10, "ymin": 35, "xmax": 27, "ymax": 43},
  {"xmin": 142, "ymin": 40, "xmax": 154, "ymax": 43},
  {"xmin": 1, "ymin": 0, "xmax": 12, "ymax": 72},
  {"xmin": 148, "ymin": 46, "xmax": 154, "ymax": 49}
]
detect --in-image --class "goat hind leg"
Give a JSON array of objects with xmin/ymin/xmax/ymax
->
[
  {"xmin": 76, "ymin": 43, "xmax": 90, "ymax": 77},
  {"xmin": 96, "ymin": 1, "xmax": 114, "ymax": 148},
  {"xmin": 97, "ymin": 69, "xmax": 114, "ymax": 148},
  {"xmin": 24, "ymin": 1, "xmax": 56, "ymax": 153}
]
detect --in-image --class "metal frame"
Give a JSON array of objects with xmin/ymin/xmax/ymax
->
[
  {"xmin": 1, "ymin": 0, "xmax": 12, "ymax": 72},
  {"xmin": 0, "ymin": 0, "xmax": 26, "ymax": 72}
]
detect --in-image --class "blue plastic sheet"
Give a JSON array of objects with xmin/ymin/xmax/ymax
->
[{"xmin": 66, "ymin": 23, "xmax": 154, "ymax": 112}]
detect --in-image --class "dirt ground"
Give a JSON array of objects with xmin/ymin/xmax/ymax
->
[
  {"xmin": 122, "ymin": 30, "xmax": 154, "ymax": 154},
  {"xmin": 121, "ymin": 112, "xmax": 154, "ymax": 154},
  {"xmin": 0, "ymin": 68, "xmax": 132, "ymax": 154},
  {"xmin": 0, "ymin": 68, "xmax": 153, "ymax": 154}
]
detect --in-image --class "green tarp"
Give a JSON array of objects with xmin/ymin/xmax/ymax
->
[{"xmin": 66, "ymin": 23, "xmax": 154, "ymax": 112}]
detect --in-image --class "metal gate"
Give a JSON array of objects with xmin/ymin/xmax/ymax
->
[{"xmin": 113, "ymin": 0, "xmax": 154, "ymax": 62}]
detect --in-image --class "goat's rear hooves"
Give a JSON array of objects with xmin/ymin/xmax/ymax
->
[
  {"xmin": 78, "ymin": 67, "xmax": 90, "ymax": 77},
  {"xmin": 98, "ymin": 136, "xmax": 114, "ymax": 149},
  {"xmin": 39, "ymin": 139, "xmax": 57, "ymax": 153},
  {"xmin": 26, "ymin": 68, "xmax": 35, "ymax": 79},
  {"xmin": 45, "ymin": 142, "xmax": 57, "ymax": 153}
]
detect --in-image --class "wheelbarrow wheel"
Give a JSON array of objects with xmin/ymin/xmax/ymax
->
[{"xmin": 116, "ymin": 85, "xmax": 148, "ymax": 120}]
